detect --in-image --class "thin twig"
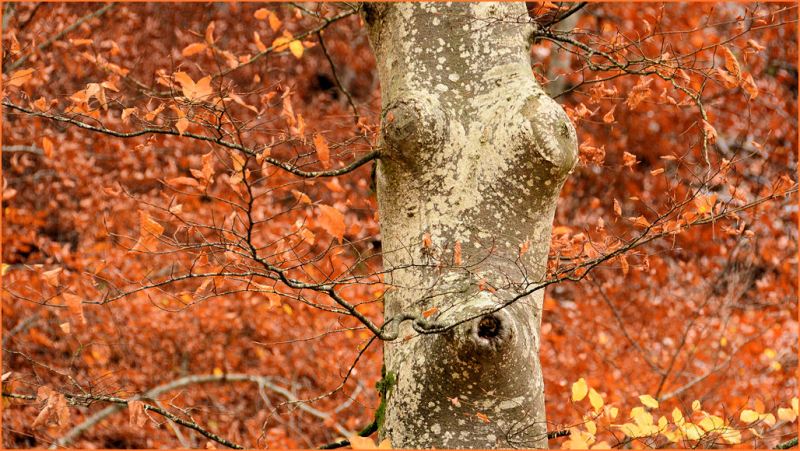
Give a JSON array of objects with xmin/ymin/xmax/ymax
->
[{"xmin": 5, "ymin": 3, "xmax": 116, "ymax": 73}]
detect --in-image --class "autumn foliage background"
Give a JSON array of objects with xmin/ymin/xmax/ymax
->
[{"xmin": 1, "ymin": 2, "xmax": 797, "ymax": 449}]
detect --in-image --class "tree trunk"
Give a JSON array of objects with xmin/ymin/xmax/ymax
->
[{"xmin": 364, "ymin": 3, "xmax": 577, "ymax": 448}]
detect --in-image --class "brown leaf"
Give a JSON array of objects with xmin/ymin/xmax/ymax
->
[{"xmin": 32, "ymin": 387, "xmax": 69, "ymax": 430}]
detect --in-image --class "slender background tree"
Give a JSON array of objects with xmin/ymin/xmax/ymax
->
[{"xmin": 1, "ymin": 2, "xmax": 797, "ymax": 449}]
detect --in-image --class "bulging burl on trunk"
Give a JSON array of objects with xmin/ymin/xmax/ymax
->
[{"xmin": 366, "ymin": 2, "xmax": 578, "ymax": 448}]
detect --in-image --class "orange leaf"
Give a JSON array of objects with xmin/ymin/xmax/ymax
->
[
  {"xmin": 268, "ymin": 13, "xmax": 282, "ymax": 33},
  {"xmin": 453, "ymin": 241, "xmax": 462, "ymax": 265},
  {"xmin": 69, "ymin": 38, "xmax": 93, "ymax": 46},
  {"xmin": 602, "ymin": 105, "xmax": 616, "ymax": 124},
  {"xmin": 254, "ymin": 8, "xmax": 270, "ymax": 20},
  {"xmin": 720, "ymin": 46, "xmax": 741, "ymax": 80},
  {"xmin": 313, "ymin": 133, "xmax": 330, "ymax": 167},
  {"xmin": 174, "ymin": 71, "xmax": 213, "ymax": 102},
  {"xmin": 742, "ymin": 72, "xmax": 758, "ymax": 99},
  {"xmin": 422, "ymin": 232, "xmax": 432, "ymax": 248},
  {"xmin": 701, "ymin": 120, "xmax": 718, "ymax": 144},
  {"xmin": 182, "ymin": 42, "xmax": 207, "ymax": 57},
  {"xmin": 422, "ymin": 306, "xmax": 439, "ymax": 318},
  {"xmin": 622, "ymin": 151, "xmax": 638, "ymax": 169},
  {"xmin": 619, "ymin": 255, "xmax": 629, "ymax": 276},
  {"xmin": 205, "ymin": 21, "xmax": 216, "ymax": 45},
  {"xmin": 292, "ymin": 189, "xmax": 312, "ymax": 204},
  {"xmin": 121, "ymin": 107, "xmax": 137, "ymax": 122},
  {"xmin": 42, "ymin": 137, "xmax": 54, "ymax": 158},
  {"xmin": 62, "ymin": 293, "xmax": 86, "ymax": 325},
  {"xmin": 42, "ymin": 267, "xmax": 62, "ymax": 287},
  {"xmin": 128, "ymin": 400, "xmax": 147, "ymax": 427},
  {"xmin": 318, "ymin": 205, "xmax": 345, "ymax": 242},
  {"xmin": 476, "ymin": 412, "xmax": 490, "ymax": 423},
  {"xmin": 7, "ymin": 68, "xmax": 35, "ymax": 87},
  {"xmin": 253, "ymin": 32, "xmax": 267, "ymax": 53},
  {"xmin": 167, "ymin": 177, "xmax": 201, "ymax": 188}
]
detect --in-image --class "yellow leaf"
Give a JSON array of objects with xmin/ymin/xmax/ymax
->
[
  {"xmin": 639, "ymin": 394, "xmax": 659, "ymax": 409},
  {"xmin": 1, "ymin": 264, "xmax": 10, "ymax": 276},
  {"xmin": 792, "ymin": 397, "xmax": 798, "ymax": 414},
  {"xmin": 571, "ymin": 378, "xmax": 589, "ymax": 402},
  {"xmin": 682, "ymin": 422, "xmax": 704, "ymax": 440},
  {"xmin": 8, "ymin": 68, "xmax": 35, "ymax": 87},
  {"xmin": 778, "ymin": 407, "xmax": 797, "ymax": 423},
  {"xmin": 591, "ymin": 441, "xmax": 610, "ymax": 449},
  {"xmin": 588, "ymin": 388, "xmax": 603, "ymax": 411},
  {"xmin": 59, "ymin": 322, "xmax": 71, "ymax": 334},
  {"xmin": 698, "ymin": 415, "xmax": 723, "ymax": 432},
  {"xmin": 672, "ymin": 407, "xmax": 684, "ymax": 425},
  {"xmin": 42, "ymin": 137, "xmax": 54, "ymax": 158},
  {"xmin": 760, "ymin": 412, "xmax": 776, "ymax": 427},
  {"xmin": 691, "ymin": 400, "xmax": 701, "ymax": 411},
  {"xmin": 740, "ymin": 409, "xmax": 760, "ymax": 423},
  {"xmin": 585, "ymin": 420, "xmax": 597, "ymax": 435},
  {"xmin": 289, "ymin": 40, "xmax": 304, "ymax": 59},
  {"xmin": 618, "ymin": 423, "xmax": 641, "ymax": 438},
  {"xmin": 182, "ymin": 42, "xmax": 207, "ymax": 57},
  {"xmin": 376, "ymin": 439, "xmax": 391, "ymax": 449},
  {"xmin": 719, "ymin": 427, "xmax": 741, "ymax": 444},
  {"xmin": 212, "ymin": 367, "xmax": 224, "ymax": 376},
  {"xmin": 630, "ymin": 407, "xmax": 653, "ymax": 427}
]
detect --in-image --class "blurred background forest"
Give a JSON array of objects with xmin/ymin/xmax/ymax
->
[{"xmin": 1, "ymin": 2, "xmax": 797, "ymax": 449}]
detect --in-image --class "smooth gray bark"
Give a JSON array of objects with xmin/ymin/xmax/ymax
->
[{"xmin": 365, "ymin": 3, "xmax": 577, "ymax": 448}]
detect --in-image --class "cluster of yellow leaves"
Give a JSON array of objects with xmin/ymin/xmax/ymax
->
[{"xmin": 564, "ymin": 378, "xmax": 799, "ymax": 449}]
